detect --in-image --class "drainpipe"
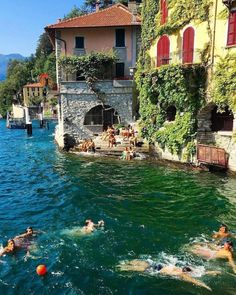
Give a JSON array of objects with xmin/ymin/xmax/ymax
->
[
  {"xmin": 211, "ymin": 0, "xmax": 218, "ymax": 70},
  {"xmin": 55, "ymin": 36, "xmax": 67, "ymax": 57}
]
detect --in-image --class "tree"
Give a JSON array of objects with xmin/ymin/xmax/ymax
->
[
  {"xmin": 35, "ymin": 32, "xmax": 53, "ymax": 59},
  {"xmin": 63, "ymin": 5, "xmax": 89, "ymax": 19}
]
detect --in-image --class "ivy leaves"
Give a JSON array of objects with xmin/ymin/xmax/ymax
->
[
  {"xmin": 58, "ymin": 51, "xmax": 117, "ymax": 82},
  {"xmin": 136, "ymin": 64, "xmax": 206, "ymax": 154},
  {"xmin": 212, "ymin": 53, "xmax": 236, "ymax": 112}
]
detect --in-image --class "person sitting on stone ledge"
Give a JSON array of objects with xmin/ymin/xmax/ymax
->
[
  {"xmin": 81, "ymin": 139, "xmax": 89, "ymax": 152},
  {"xmin": 108, "ymin": 134, "xmax": 116, "ymax": 148},
  {"xmin": 87, "ymin": 138, "xmax": 95, "ymax": 153},
  {"xmin": 129, "ymin": 134, "xmax": 138, "ymax": 147}
]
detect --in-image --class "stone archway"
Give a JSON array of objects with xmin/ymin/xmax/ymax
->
[
  {"xmin": 211, "ymin": 106, "xmax": 234, "ymax": 132},
  {"xmin": 84, "ymin": 104, "xmax": 119, "ymax": 133},
  {"xmin": 197, "ymin": 103, "xmax": 235, "ymax": 144}
]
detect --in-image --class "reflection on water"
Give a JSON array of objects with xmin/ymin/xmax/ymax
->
[{"xmin": 0, "ymin": 120, "xmax": 236, "ymax": 294}]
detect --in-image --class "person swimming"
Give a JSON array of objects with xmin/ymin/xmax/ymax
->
[
  {"xmin": 14, "ymin": 227, "xmax": 34, "ymax": 240},
  {"xmin": 82, "ymin": 219, "xmax": 105, "ymax": 234},
  {"xmin": 191, "ymin": 240, "xmax": 236, "ymax": 273},
  {"xmin": 117, "ymin": 259, "xmax": 214, "ymax": 291},
  {"xmin": 0, "ymin": 239, "xmax": 16, "ymax": 256}
]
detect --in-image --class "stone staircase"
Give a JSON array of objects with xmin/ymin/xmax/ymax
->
[{"xmin": 72, "ymin": 132, "xmax": 150, "ymax": 158}]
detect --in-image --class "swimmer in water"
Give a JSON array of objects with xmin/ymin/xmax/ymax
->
[
  {"xmin": 0, "ymin": 239, "xmax": 16, "ymax": 256},
  {"xmin": 192, "ymin": 240, "xmax": 236, "ymax": 274},
  {"xmin": 82, "ymin": 219, "xmax": 105, "ymax": 234},
  {"xmin": 212, "ymin": 224, "xmax": 235, "ymax": 242},
  {"xmin": 14, "ymin": 227, "xmax": 34, "ymax": 240},
  {"xmin": 117, "ymin": 259, "xmax": 215, "ymax": 291}
]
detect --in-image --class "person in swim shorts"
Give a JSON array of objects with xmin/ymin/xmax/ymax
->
[
  {"xmin": 117, "ymin": 259, "xmax": 216, "ymax": 291},
  {"xmin": 192, "ymin": 240, "xmax": 236, "ymax": 273}
]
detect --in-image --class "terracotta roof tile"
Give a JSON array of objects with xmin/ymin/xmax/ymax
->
[{"xmin": 45, "ymin": 4, "xmax": 141, "ymax": 29}]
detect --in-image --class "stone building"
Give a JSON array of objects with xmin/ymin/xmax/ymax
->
[{"xmin": 45, "ymin": 2, "xmax": 141, "ymax": 149}]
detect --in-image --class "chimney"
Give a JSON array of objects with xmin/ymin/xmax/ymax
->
[
  {"xmin": 128, "ymin": 0, "xmax": 137, "ymax": 14},
  {"xmin": 128, "ymin": 1, "xmax": 137, "ymax": 23},
  {"xmin": 95, "ymin": 0, "xmax": 100, "ymax": 12},
  {"xmin": 57, "ymin": 19, "xmax": 62, "ymax": 23}
]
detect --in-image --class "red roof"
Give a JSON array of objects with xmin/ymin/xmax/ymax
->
[{"xmin": 45, "ymin": 4, "xmax": 141, "ymax": 29}]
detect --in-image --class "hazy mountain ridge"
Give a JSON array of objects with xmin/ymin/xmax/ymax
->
[{"xmin": 0, "ymin": 53, "xmax": 26, "ymax": 81}]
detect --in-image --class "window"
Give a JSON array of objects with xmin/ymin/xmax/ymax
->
[
  {"xmin": 182, "ymin": 27, "xmax": 194, "ymax": 64},
  {"xmin": 160, "ymin": 0, "xmax": 168, "ymax": 25},
  {"xmin": 227, "ymin": 11, "xmax": 236, "ymax": 46},
  {"xmin": 75, "ymin": 36, "xmax": 84, "ymax": 49},
  {"xmin": 115, "ymin": 63, "xmax": 125, "ymax": 77},
  {"xmin": 157, "ymin": 35, "xmax": 170, "ymax": 67},
  {"xmin": 115, "ymin": 29, "xmax": 125, "ymax": 47},
  {"xmin": 166, "ymin": 106, "xmax": 176, "ymax": 121},
  {"xmin": 211, "ymin": 106, "xmax": 234, "ymax": 132}
]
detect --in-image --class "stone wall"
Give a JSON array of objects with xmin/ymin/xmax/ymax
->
[
  {"xmin": 197, "ymin": 103, "xmax": 236, "ymax": 171},
  {"xmin": 55, "ymin": 80, "xmax": 134, "ymax": 149}
]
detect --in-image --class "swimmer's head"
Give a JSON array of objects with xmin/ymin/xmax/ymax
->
[
  {"xmin": 153, "ymin": 264, "xmax": 163, "ymax": 271},
  {"xmin": 85, "ymin": 219, "xmax": 92, "ymax": 226},
  {"xmin": 182, "ymin": 266, "xmax": 192, "ymax": 273},
  {"xmin": 224, "ymin": 240, "xmax": 233, "ymax": 250},
  {"xmin": 7, "ymin": 239, "xmax": 15, "ymax": 251},
  {"xmin": 26, "ymin": 227, "xmax": 33, "ymax": 235},
  {"xmin": 219, "ymin": 224, "xmax": 228, "ymax": 233}
]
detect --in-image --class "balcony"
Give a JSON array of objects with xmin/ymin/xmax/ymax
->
[{"xmin": 73, "ymin": 48, "xmax": 86, "ymax": 56}]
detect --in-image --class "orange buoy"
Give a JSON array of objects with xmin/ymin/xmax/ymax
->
[{"xmin": 36, "ymin": 264, "xmax": 47, "ymax": 276}]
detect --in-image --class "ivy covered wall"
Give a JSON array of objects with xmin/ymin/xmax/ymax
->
[{"xmin": 136, "ymin": 65, "xmax": 206, "ymax": 156}]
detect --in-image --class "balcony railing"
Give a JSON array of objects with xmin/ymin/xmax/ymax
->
[{"xmin": 73, "ymin": 48, "xmax": 86, "ymax": 56}]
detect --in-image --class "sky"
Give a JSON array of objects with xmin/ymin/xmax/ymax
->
[{"xmin": 0, "ymin": 0, "xmax": 84, "ymax": 56}]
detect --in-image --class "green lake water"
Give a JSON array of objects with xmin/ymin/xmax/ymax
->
[{"xmin": 0, "ymin": 119, "xmax": 235, "ymax": 294}]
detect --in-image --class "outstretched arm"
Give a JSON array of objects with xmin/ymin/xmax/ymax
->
[
  {"xmin": 180, "ymin": 274, "xmax": 212, "ymax": 291},
  {"xmin": 205, "ymin": 271, "xmax": 221, "ymax": 276}
]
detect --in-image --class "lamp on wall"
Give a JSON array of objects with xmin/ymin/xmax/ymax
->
[
  {"xmin": 222, "ymin": 0, "xmax": 235, "ymax": 9},
  {"xmin": 129, "ymin": 67, "xmax": 136, "ymax": 78}
]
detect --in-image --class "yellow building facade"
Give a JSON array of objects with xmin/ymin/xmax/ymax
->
[
  {"xmin": 149, "ymin": 0, "xmax": 236, "ymax": 68},
  {"xmin": 144, "ymin": 0, "xmax": 236, "ymax": 171}
]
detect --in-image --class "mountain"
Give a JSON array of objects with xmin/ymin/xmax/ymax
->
[{"xmin": 0, "ymin": 53, "xmax": 26, "ymax": 81}]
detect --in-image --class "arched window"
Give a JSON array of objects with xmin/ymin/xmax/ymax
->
[
  {"xmin": 157, "ymin": 35, "xmax": 170, "ymax": 67},
  {"xmin": 166, "ymin": 106, "xmax": 176, "ymax": 121},
  {"xmin": 160, "ymin": 0, "xmax": 168, "ymax": 25},
  {"xmin": 84, "ymin": 105, "xmax": 118, "ymax": 130},
  {"xmin": 211, "ymin": 106, "xmax": 234, "ymax": 132},
  {"xmin": 182, "ymin": 27, "xmax": 194, "ymax": 64}
]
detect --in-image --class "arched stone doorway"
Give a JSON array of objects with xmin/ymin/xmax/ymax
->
[
  {"xmin": 84, "ymin": 105, "xmax": 119, "ymax": 132},
  {"xmin": 197, "ymin": 103, "xmax": 234, "ymax": 144}
]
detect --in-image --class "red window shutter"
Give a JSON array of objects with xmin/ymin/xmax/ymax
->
[
  {"xmin": 182, "ymin": 27, "xmax": 194, "ymax": 64},
  {"xmin": 157, "ymin": 36, "xmax": 170, "ymax": 67},
  {"xmin": 227, "ymin": 11, "xmax": 236, "ymax": 46},
  {"xmin": 160, "ymin": 0, "xmax": 168, "ymax": 25}
]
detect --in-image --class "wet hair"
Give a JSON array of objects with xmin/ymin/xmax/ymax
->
[
  {"xmin": 153, "ymin": 264, "xmax": 163, "ymax": 271},
  {"xmin": 220, "ymin": 224, "xmax": 229, "ymax": 232},
  {"xmin": 225, "ymin": 240, "xmax": 233, "ymax": 248},
  {"xmin": 26, "ymin": 227, "xmax": 33, "ymax": 232},
  {"xmin": 7, "ymin": 239, "xmax": 15, "ymax": 249},
  {"xmin": 182, "ymin": 266, "xmax": 192, "ymax": 272}
]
